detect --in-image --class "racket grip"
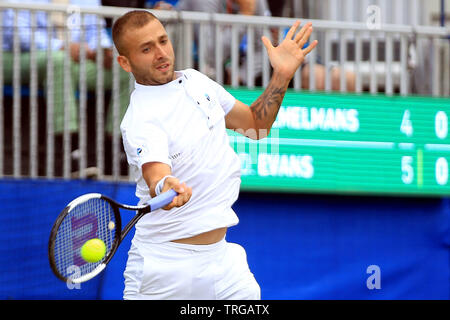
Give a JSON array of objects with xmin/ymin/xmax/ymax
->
[{"xmin": 147, "ymin": 189, "xmax": 178, "ymax": 211}]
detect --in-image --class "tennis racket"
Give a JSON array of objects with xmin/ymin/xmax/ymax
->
[{"xmin": 48, "ymin": 189, "xmax": 177, "ymax": 284}]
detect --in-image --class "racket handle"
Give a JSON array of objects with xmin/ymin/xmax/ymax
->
[{"xmin": 147, "ymin": 189, "xmax": 178, "ymax": 211}]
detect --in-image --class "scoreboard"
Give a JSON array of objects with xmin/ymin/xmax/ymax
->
[{"xmin": 226, "ymin": 89, "xmax": 450, "ymax": 197}]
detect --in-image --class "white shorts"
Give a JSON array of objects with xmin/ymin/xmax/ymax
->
[{"xmin": 123, "ymin": 238, "xmax": 260, "ymax": 300}]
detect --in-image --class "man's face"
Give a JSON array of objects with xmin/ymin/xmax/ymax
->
[{"xmin": 120, "ymin": 19, "xmax": 175, "ymax": 85}]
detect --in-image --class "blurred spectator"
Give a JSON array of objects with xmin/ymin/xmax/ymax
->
[
  {"xmin": 147, "ymin": 0, "xmax": 179, "ymax": 9},
  {"xmin": 173, "ymin": 0, "xmax": 355, "ymax": 91},
  {"xmin": 100, "ymin": 0, "xmax": 356, "ymax": 92},
  {"xmin": 301, "ymin": 58, "xmax": 356, "ymax": 92},
  {"xmin": 266, "ymin": 0, "xmax": 286, "ymax": 17},
  {"xmin": 227, "ymin": 0, "xmax": 272, "ymax": 86},
  {"xmin": 174, "ymin": 0, "xmax": 271, "ymax": 85},
  {"xmin": 101, "ymin": 0, "xmax": 147, "ymax": 28},
  {"xmin": 174, "ymin": 0, "xmax": 232, "ymax": 79},
  {"xmin": 2, "ymin": 0, "xmax": 131, "ymax": 134},
  {"xmin": 286, "ymin": 0, "xmax": 356, "ymax": 91}
]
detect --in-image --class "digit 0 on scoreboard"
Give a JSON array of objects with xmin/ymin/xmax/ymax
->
[
  {"xmin": 435, "ymin": 157, "xmax": 448, "ymax": 186},
  {"xmin": 433, "ymin": 111, "xmax": 449, "ymax": 187},
  {"xmin": 227, "ymin": 89, "xmax": 450, "ymax": 197}
]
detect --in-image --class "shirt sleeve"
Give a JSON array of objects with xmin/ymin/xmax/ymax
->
[
  {"xmin": 201, "ymin": 74, "xmax": 236, "ymax": 115},
  {"xmin": 187, "ymin": 69, "xmax": 236, "ymax": 115},
  {"xmin": 213, "ymin": 81, "xmax": 237, "ymax": 115},
  {"xmin": 122, "ymin": 123, "xmax": 172, "ymax": 170}
]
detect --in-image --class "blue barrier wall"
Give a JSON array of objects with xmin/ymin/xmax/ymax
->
[{"xmin": 0, "ymin": 179, "xmax": 448, "ymax": 300}]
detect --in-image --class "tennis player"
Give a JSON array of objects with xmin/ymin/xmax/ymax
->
[{"xmin": 112, "ymin": 10, "xmax": 317, "ymax": 300}]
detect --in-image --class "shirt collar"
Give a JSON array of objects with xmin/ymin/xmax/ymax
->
[{"xmin": 134, "ymin": 71, "xmax": 187, "ymax": 92}]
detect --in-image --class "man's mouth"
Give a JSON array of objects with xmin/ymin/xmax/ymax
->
[{"xmin": 156, "ymin": 63, "xmax": 170, "ymax": 72}]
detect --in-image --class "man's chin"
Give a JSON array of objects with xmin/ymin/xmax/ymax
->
[
  {"xmin": 133, "ymin": 68, "xmax": 175, "ymax": 86},
  {"xmin": 155, "ymin": 70, "xmax": 175, "ymax": 85}
]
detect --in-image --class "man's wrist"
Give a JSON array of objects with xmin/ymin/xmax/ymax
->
[
  {"xmin": 155, "ymin": 175, "xmax": 175, "ymax": 196},
  {"xmin": 271, "ymin": 69, "xmax": 292, "ymax": 87}
]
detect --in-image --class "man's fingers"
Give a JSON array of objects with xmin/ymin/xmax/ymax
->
[
  {"xmin": 162, "ymin": 183, "xmax": 192, "ymax": 210},
  {"xmin": 296, "ymin": 25, "xmax": 313, "ymax": 47},
  {"xmin": 285, "ymin": 20, "xmax": 301, "ymax": 40},
  {"xmin": 298, "ymin": 28, "xmax": 314, "ymax": 51},
  {"xmin": 174, "ymin": 195, "xmax": 183, "ymax": 207},
  {"xmin": 165, "ymin": 177, "xmax": 184, "ymax": 193},
  {"xmin": 163, "ymin": 195, "xmax": 182, "ymax": 210},
  {"xmin": 173, "ymin": 183, "xmax": 185, "ymax": 194},
  {"xmin": 302, "ymin": 40, "xmax": 318, "ymax": 56},
  {"xmin": 173, "ymin": 183, "xmax": 185, "ymax": 205},
  {"xmin": 293, "ymin": 22, "xmax": 312, "ymax": 44},
  {"xmin": 175, "ymin": 187, "xmax": 191, "ymax": 207},
  {"xmin": 176, "ymin": 183, "xmax": 190, "ymax": 205},
  {"xmin": 261, "ymin": 36, "xmax": 273, "ymax": 52}
]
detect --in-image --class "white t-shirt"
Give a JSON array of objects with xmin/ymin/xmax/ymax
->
[{"xmin": 121, "ymin": 69, "xmax": 241, "ymax": 243}]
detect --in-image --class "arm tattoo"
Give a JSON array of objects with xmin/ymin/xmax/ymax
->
[{"xmin": 251, "ymin": 82, "xmax": 287, "ymax": 125}]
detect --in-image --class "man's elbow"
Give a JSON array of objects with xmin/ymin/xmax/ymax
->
[
  {"xmin": 242, "ymin": 127, "xmax": 271, "ymax": 140},
  {"xmin": 256, "ymin": 128, "xmax": 271, "ymax": 140}
]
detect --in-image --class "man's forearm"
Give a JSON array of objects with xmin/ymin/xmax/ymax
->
[{"xmin": 250, "ymin": 71, "xmax": 290, "ymax": 134}]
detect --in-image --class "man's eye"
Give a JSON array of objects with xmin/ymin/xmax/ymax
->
[{"xmin": 142, "ymin": 48, "xmax": 149, "ymax": 53}]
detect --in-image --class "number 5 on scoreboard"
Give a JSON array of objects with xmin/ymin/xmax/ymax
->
[{"xmin": 401, "ymin": 156, "xmax": 414, "ymax": 184}]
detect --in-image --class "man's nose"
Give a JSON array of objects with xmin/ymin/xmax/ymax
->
[{"xmin": 154, "ymin": 44, "xmax": 167, "ymax": 59}]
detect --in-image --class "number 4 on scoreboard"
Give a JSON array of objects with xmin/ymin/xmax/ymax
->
[{"xmin": 401, "ymin": 110, "xmax": 413, "ymax": 137}]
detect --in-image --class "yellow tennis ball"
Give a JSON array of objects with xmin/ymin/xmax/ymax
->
[{"xmin": 80, "ymin": 238, "xmax": 106, "ymax": 263}]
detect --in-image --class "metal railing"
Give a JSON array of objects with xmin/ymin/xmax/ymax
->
[{"xmin": 0, "ymin": 2, "xmax": 449, "ymax": 181}]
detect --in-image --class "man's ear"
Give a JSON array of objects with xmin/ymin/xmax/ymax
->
[{"xmin": 117, "ymin": 55, "xmax": 132, "ymax": 73}]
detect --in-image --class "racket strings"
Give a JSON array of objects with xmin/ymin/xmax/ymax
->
[{"xmin": 52, "ymin": 197, "xmax": 117, "ymax": 280}]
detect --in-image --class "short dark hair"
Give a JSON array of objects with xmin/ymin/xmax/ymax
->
[{"xmin": 112, "ymin": 10, "xmax": 158, "ymax": 55}]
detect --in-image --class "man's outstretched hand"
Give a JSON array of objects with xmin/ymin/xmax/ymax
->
[{"xmin": 262, "ymin": 20, "xmax": 318, "ymax": 82}]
